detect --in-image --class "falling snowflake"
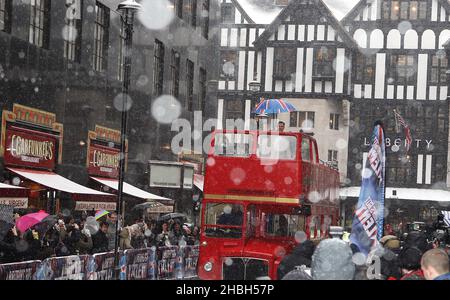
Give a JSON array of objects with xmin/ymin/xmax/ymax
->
[
  {"xmin": 151, "ymin": 95, "xmax": 181, "ymax": 124},
  {"xmin": 139, "ymin": 0, "xmax": 175, "ymax": 30}
]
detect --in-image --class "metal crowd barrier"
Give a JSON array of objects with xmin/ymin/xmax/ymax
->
[{"xmin": 0, "ymin": 245, "xmax": 199, "ymax": 280}]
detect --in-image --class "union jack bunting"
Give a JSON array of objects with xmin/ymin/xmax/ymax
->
[{"xmin": 393, "ymin": 110, "xmax": 412, "ymax": 152}]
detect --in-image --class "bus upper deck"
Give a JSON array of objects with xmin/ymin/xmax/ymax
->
[{"xmin": 204, "ymin": 130, "xmax": 340, "ymax": 207}]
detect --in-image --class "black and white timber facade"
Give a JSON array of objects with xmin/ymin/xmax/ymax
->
[{"xmin": 217, "ymin": 0, "xmax": 450, "ymax": 229}]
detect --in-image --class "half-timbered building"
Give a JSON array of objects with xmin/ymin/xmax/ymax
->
[
  {"xmin": 340, "ymin": 0, "xmax": 450, "ymax": 229},
  {"xmin": 217, "ymin": 0, "xmax": 450, "ymax": 230}
]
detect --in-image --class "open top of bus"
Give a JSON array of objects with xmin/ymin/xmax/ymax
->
[{"xmin": 204, "ymin": 129, "xmax": 340, "ymax": 207}]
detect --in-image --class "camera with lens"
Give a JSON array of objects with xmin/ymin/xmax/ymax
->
[{"xmin": 430, "ymin": 213, "xmax": 450, "ymax": 248}]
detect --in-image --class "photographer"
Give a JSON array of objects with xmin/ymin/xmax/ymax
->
[{"xmin": 431, "ymin": 213, "xmax": 450, "ymax": 249}]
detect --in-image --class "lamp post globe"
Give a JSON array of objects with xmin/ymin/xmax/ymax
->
[{"xmin": 117, "ymin": 0, "xmax": 142, "ymax": 12}]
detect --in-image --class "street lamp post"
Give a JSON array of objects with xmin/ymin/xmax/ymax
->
[
  {"xmin": 114, "ymin": 0, "xmax": 141, "ymax": 280},
  {"xmin": 248, "ymin": 81, "xmax": 261, "ymax": 130}
]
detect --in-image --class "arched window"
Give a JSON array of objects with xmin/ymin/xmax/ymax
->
[
  {"xmin": 421, "ymin": 30, "xmax": 436, "ymax": 49},
  {"xmin": 369, "ymin": 29, "xmax": 384, "ymax": 48},
  {"xmin": 404, "ymin": 30, "xmax": 418, "ymax": 49},
  {"xmin": 353, "ymin": 29, "xmax": 367, "ymax": 48},
  {"xmin": 387, "ymin": 29, "xmax": 401, "ymax": 49},
  {"xmin": 438, "ymin": 30, "xmax": 450, "ymax": 49}
]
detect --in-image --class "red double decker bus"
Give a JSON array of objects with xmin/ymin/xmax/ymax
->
[{"xmin": 197, "ymin": 130, "xmax": 340, "ymax": 280}]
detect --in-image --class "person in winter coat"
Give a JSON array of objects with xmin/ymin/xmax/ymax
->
[
  {"xmin": 421, "ymin": 248, "xmax": 450, "ymax": 280},
  {"xmin": 379, "ymin": 235, "xmax": 402, "ymax": 280},
  {"xmin": 311, "ymin": 238, "xmax": 356, "ymax": 280},
  {"xmin": 130, "ymin": 223, "xmax": 146, "ymax": 249},
  {"xmin": 0, "ymin": 226, "xmax": 20, "ymax": 264},
  {"xmin": 398, "ymin": 247, "xmax": 425, "ymax": 280},
  {"xmin": 75, "ymin": 223, "xmax": 93, "ymax": 255},
  {"xmin": 403, "ymin": 231, "xmax": 431, "ymax": 253},
  {"xmin": 185, "ymin": 225, "xmax": 200, "ymax": 246},
  {"xmin": 157, "ymin": 222, "xmax": 172, "ymax": 247},
  {"xmin": 170, "ymin": 222, "xmax": 184, "ymax": 246},
  {"xmin": 63, "ymin": 223, "xmax": 82, "ymax": 255},
  {"xmin": 119, "ymin": 226, "xmax": 133, "ymax": 250},
  {"xmin": 143, "ymin": 221, "xmax": 157, "ymax": 247},
  {"xmin": 92, "ymin": 222, "xmax": 110, "ymax": 253},
  {"xmin": 106, "ymin": 212, "xmax": 118, "ymax": 251},
  {"xmin": 277, "ymin": 240, "xmax": 315, "ymax": 280}
]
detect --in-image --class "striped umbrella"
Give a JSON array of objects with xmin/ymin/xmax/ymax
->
[
  {"xmin": 95, "ymin": 209, "xmax": 109, "ymax": 220},
  {"xmin": 254, "ymin": 98, "xmax": 297, "ymax": 115}
]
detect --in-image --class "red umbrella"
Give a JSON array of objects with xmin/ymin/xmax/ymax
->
[{"xmin": 15, "ymin": 210, "xmax": 49, "ymax": 233}]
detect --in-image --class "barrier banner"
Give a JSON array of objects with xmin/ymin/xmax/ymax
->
[
  {"xmin": 35, "ymin": 255, "xmax": 89, "ymax": 280},
  {"xmin": 157, "ymin": 246, "xmax": 178, "ymax": 280},
  {"xmin": 87, "ymin": 251, "xmax": 122, "ymax": 280},
  {"xmin": 0, "ymin": 260, "xmax": 41, "ymax": 280},
  {"xmin": 121, "ymin": 247, "xmax": 156, "ymax": 280},
  {"xmin": 182, "ymin": 245, "xmax": 199, "ymax": 279}
]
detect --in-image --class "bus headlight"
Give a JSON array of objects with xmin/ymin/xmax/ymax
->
[{"xmin": 204, "ymin": 262, "xmax": 213, "ymax": 272}]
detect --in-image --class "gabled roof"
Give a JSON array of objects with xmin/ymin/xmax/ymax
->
[
  {"xmin": 341, "ymin": 0, "xmax": 366, "ymax": 24},
  {"xmin": 230, "ymin": 0, "xmax": 255, "ymax": 24},
  {"xmin": 253, "ymin": 0, "xmax": 359, "ymax": 49}
]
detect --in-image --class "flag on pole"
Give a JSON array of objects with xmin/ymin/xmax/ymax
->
[
  {"xmin": 393, "ymin": 110, "xmax": 412, "ymax": 152},
  {"xmin": 350, "ymin": 122, "xmax": 386, "ymax": 256}
]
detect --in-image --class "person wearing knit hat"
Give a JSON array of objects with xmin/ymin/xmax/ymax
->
[
  {"xmin": 380, "ymin": 235, "xmax": 400, "ymax": 251},
  {"xmin": 282, "ymin": 265, "xmax": 312, "ymax": 280},
  {"xmin": 277, "ymin": 240, "xmax": 315, "ymax": 280},
  {"xmin": 379, "ymin": 235, "xmax": 402, "ymax": 280},
  {"xmin": 311, "ymin": 238, "xmax": 356, "ymax": 280}
]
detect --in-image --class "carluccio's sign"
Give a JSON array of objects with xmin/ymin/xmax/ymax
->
[
  {"xmin": 87, "ymin": 125, "xmax": 127, "ymax": 178},
  {"xmin": 1, "ymin": 104, "xmax": 63, "ymax": 170}
]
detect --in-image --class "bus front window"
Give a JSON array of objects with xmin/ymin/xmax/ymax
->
[
  {"xmin": 214, "ymin": 133, "xmax": 253, "ymax": 157},
  {"xmin": 257, "ymin": 135, "xmax": 297, "ymax": 160},
  {"xmin": 204, "ymin": 203, "xmax": 243, "ymax": 238}
]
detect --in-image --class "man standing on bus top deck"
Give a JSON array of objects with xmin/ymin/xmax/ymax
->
[
  {"xmin": 278, "ymin": 121, "xmax": 285, "ymax": 133},
  {"xmin": 273, "ymin": 121, "xmax": 296, "ymax": 159}
]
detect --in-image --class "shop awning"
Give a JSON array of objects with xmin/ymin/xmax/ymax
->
[
  {"xmin": 0, "ymin": 182, "xmax": 28, "ymax": 192},
  {"xmin": 90, "ymin": 177, "xmax": 171, "ymax": 201},
  {"xmin": 0, "ymin": 182, "xmax": 29, "ymax": 208},
  {"xmin": 340, "ymin": 186, "xmax": 450, "ymax": 202},
  {"xmin": 194, "ymin": 174, "xmax": 204, "ymax": 192},
  {"xmin": 7, "ymin": 168, "xmax": 114, "ymax": 200}
]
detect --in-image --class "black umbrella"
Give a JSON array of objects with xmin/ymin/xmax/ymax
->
[
  {"xmin": 33, "ymin": 214, "xmax": 58, "ymax": 239},
  {"xmin": 132, "ymin": 201, "xmax": 161, "ymax": 211},
  {"xmin": 157, "ymin": 212, "xmax": 186, "ymax": 222}
]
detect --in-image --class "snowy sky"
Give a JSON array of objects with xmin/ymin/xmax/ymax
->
[{"xmin": 237, "ymin": 0, "xmax": 361, "ymax": 23}]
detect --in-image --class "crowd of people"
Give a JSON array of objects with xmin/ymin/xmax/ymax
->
[
  {"xmin": 0, "ymin": 210, "xmax": 200, "ymax": 265},
  {"xmin": 277, "ymin": 229, "xmax": 450, "ymax": 280}
]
